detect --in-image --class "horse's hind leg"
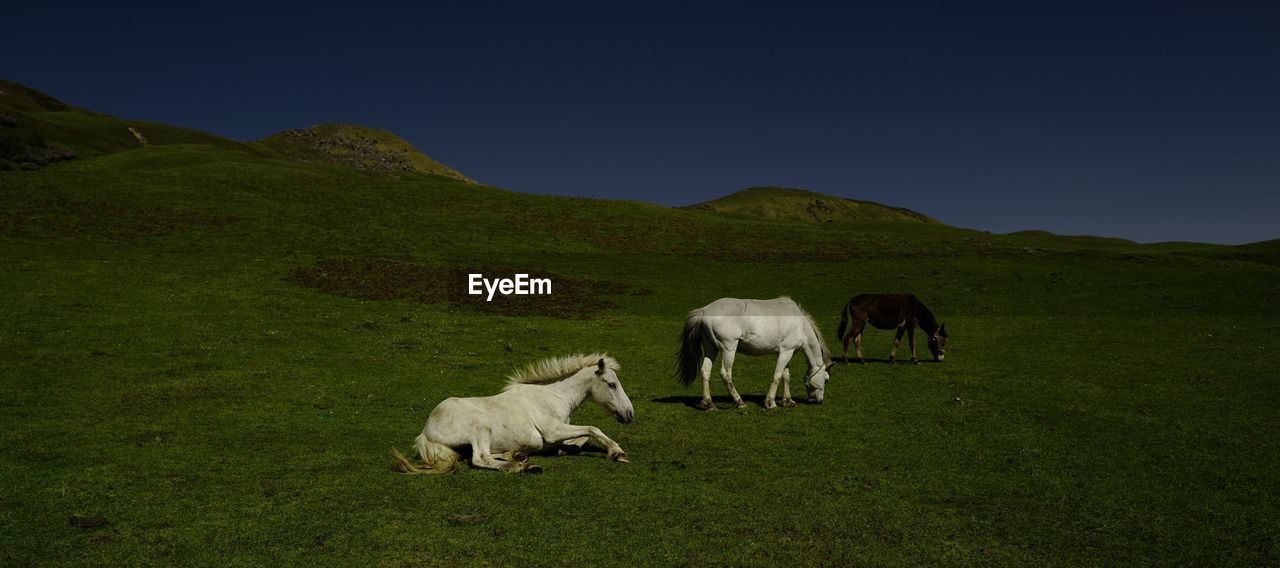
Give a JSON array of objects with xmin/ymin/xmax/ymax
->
[
  {"xmin": 781, "ymin": 368, "xmax": 796, "ymax": 407},
  {"xmin": 697, "ymin": 342, "xmax": 718, "ymax": 410},
  {"xmin": 718, "ymin": 343, "xmax": 746, "ymax": 408},
  {"xmin": 765, "ymin": 349, "xmax": 795, "ymax": 409},
  {"xmin": 470, "ymin": 435, "xmax": 526, "ymax": 473},
  {"xmin": 497, "ymin": 450, "xmax": 529, "ymax": 462},
  {"xmin": 850, "ymin": 318, "xmax": 867, "ymax": 363},
  {"xmin": 890, "ymin": 327, "xmax": 905, "ymax": 363},
  {"xmin": 698, "ymin": 357, "xmax": 715, "ymax": 410}
]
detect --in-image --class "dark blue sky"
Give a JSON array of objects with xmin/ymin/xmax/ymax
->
[{"xmin": 4, "ymin": 2, "xmax": 1277, "ymax": 243}]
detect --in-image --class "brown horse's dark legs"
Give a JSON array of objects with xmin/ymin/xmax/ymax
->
[
  {"xmin": 908, "ymin": 326, "xmax": 918, "ymax": 364},
  {"xmin": 850, "ymin": 319, "xmax": 868, "ymax": 363},
  {"xmin": 891, "ymin": 327, "xmax": 905, "ymax": 362}
]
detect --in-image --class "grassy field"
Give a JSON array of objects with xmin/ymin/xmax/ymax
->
[{"xmin": 2, "ymin": 134, "xmax": 1278, "ymax": 565}]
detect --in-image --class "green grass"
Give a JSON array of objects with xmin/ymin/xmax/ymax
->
[{"xmin": 2, "ymin": 142, "xmax": 1278, "ymax": 565}]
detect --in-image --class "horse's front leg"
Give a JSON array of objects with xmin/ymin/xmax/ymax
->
[
  {"xmin": 780, "ymin": 368, "xmax": 797, "ymax": 407},
  {"xmin": 908, "ymin": 326, "xmax": 918, "ymax": 364},
  {"xmin": 718, "ymin": 343, "xmax": 746, "ymax": 408},
  {"xmin": 546, "ymin": 424, "xmax": 629, "ymax": 463},
  {"xmin": 765, "ymin": 349, "xmax": 795, "ymax": 409},
  {"xmin": 557, "ymin": 436, "xmax": 590, "ymax": 456},
  {"xmin": 890, "ymin": 327, "xmax": 905, "ymax": 362}
]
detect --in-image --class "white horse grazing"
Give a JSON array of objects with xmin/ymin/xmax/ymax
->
[
  {"xmin": 676, "ymin": 297, "xmax": 836, "ymax": 409},
  {"xmin": 391, "ymin": 354, "xmax": 634, "ymax": 474}
]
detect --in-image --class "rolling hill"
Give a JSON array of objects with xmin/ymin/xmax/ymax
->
[
  {"xmin": 0, "ymin": 80, "xmax": 471, "ymax": 183},
  {"xmin": 1, "ymin": 78, "xmax": 1278, "ymax": 565},
  {"xmin": 0, "ymin": 79, "xmax": 258, "ymax": 165},
  {"xmin": 682, "ymin": 186, "xmax": 940, "ymax": 224}
]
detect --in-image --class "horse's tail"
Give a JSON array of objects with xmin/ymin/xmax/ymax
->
[
  {"xmin": 389, "ymin": 433, "xmax": 461, "ymax": 475},
  {"xmin": 675, "ymin": 313, "xmax": 705, "ymax": 387},
  {"xmin": 837, "ymin": 300, "xmax": 852, "ymax": 340}
]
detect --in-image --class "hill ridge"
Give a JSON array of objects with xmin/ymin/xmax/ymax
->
[
  {"xmin": 1, "ymin": 79, "xmax": 472, "ymax": 182},
  {"xmin": 682, "ymin": 186, "xmax": 939, "ymax": 224}
]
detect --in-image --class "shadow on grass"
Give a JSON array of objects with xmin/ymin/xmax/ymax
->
[
  {"xmin": 835, "ymin": 356, "xmax": 942, "ymax": 364},
  {"xmin": 450, "ymin": 443, "xmax": 607, "ymax": 462},
  {"xmin": 650, "ymin": 394, "xmax": 818, "ymax": 409}
]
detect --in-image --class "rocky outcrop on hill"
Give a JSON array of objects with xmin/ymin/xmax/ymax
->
[
  {"xmin": 262, "ymin": 124, "xmax": 474, "ymax": 182},
  {"xmin": 0, "ymin": 115, "xmax": 75, "ymax": 170}
]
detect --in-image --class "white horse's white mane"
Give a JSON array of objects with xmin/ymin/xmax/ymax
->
[
  {"xmin": 505, "ymin": 353, "xmax": 619, "ymax": 389},
  {"xmin": 784, "ymin": 297, "xmax": 832, "ymax": 364}
]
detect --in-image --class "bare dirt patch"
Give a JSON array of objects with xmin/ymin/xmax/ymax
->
[{"xmin": 286, "ymin": 258, "xmax": 649, "ymax": 318}]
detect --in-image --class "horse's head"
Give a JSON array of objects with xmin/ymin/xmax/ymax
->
[
  {"xmin": 928, "ymin": 323, "xmax": 949, "ymax": 361},
  {"xmin": 805, "ymin": 362, "xmax": 838, "ymax": 404},
  {"xmin": 590, "ymin": 358, "xmax": 634, "ymax": 423}
]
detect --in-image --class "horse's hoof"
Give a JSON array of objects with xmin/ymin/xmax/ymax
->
[
  {"xmin": 782, "ymin": 398, "xmax": 797, "ymax": 407},
  {"xmin": 513, "ymin": 451, "xmax": 528, "ymax": 463},
  {"xmin": 697, "ymin": 399, "xmax": 715, "ymax": 410},
  {"xmin": 611, "ymin": 452, "xmax": 630, "ymax": 464},
  {"xmin": 524, "ymin": 464, "xmax": 543, "ymax": 474},
  {"xmin": 734, "ymin": 399, "xmax": 747, "ymax": 409},
  {"xmin": 912, "ymin": 359, "xmax": 919, "ymax": 365},
  {"xmin": 764, "ymin": 400, "xmax": 777, "ymax": 410}
]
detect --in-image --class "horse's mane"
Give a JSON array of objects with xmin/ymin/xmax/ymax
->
[
  {"xmin": 504, "ymin": 353, "xmax": 619, "ymax": 390},
  {"xmin": 786, "ymin": 298, "xmax": 832, "ymax": 365},
  {"xmin": 915, "ymin": 301, "xmax": 940, "ymax": 332}
]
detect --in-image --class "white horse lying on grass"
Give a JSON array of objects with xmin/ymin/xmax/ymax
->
[
  {"xmin": 391, "ymin": 354, "xmax": 635, "ymax": 474},
  {"xmin": 677, "ymin": 297, "xmax": 836, "ymax": 409}
]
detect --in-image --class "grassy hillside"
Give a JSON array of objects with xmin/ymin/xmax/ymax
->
[
  {"xmin": 1, "ymin": 80, "xmax": 471, "ymax": 184},
  {"xmin": 683, "ymin": 186, "xmax": 941, "ymax": 224},
  {"xmin": 0, "ymin": 79, "xmax": 256, "ymax": 165},
  {"xmin": 2, "ymin": 105, "xmax": 1278, "ymax": 563},
  {"xmin": 1190, "ymin": 238, "xmax": 1280, "ymax": 266}
]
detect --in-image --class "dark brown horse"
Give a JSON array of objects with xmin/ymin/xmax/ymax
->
[{"xmin": 836, "ymin": 294, "xmax": 948, "ymax": 363}]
